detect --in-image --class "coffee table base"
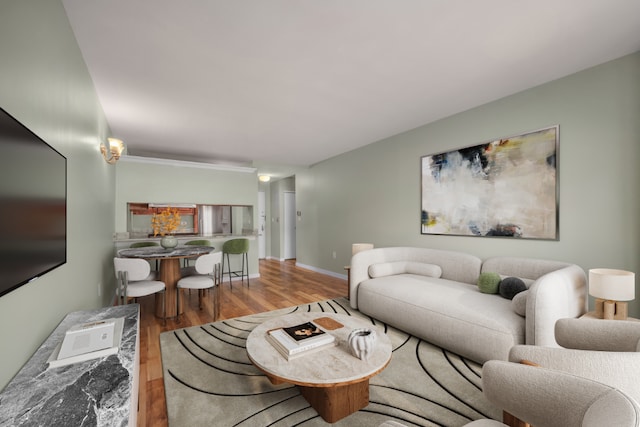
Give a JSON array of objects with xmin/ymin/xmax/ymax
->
[
  {"xmin": 300, "ymin": 380, "xmax": 370, "ymax": 423},
  {"xmin": 266, "ymin": 374, "xmax": 369, "ymax": 423}
]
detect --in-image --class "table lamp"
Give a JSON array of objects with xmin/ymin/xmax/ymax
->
[
  {"xmin": 352, "ymin": 243, "xmax": 374, "ymax": 256},
  {"xmin": 589, "ymin": 268, "xmax": 635, "ymax": 320}
]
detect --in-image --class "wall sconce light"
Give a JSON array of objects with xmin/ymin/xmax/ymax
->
[
  {"xmin": 100, "ymin": 137, "xmax": 125, "ymax": 164},
  {"xmin": 258, "ymin": 174, "xmax": 271, "ymax": 182},
  {"xmin": 589, "ymin": 268, "xmax": 635, "ymax": 320}
]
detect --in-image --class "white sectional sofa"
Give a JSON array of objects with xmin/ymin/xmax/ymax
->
[{"xmin": 349, "ymin": 247, "xmax": 587, "ymax": 363}]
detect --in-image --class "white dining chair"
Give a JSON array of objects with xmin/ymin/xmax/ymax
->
[
  {"xmin": 177, "ymin": 252, "xmax": 222, "ymax": 321},
  {"xmin": 114, "ymin": 257, "xmax": 167, "ymax": 324}
]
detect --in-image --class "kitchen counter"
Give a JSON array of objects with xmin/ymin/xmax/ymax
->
[{"xmin": 113, "ymin": 233, "xmax": 256, "ymax": 243}]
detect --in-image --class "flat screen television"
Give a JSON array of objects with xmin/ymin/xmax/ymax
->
[{"xmin": 0, "ymin": 106, "xmax": 67, "ymax": 297}]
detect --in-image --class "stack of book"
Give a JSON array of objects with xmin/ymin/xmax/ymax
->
[{"xmin": 267, "ymin": 321, "xmax": 336, "ymax": 360}]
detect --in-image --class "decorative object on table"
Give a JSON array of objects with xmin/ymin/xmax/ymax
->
[
  {"xmin": 152, "ymin": 207, "xmax": 181, "ymax": 248},
  {"xmin": 420, "ymin": 125, "xmax": 559, "ymax": 240},
  {"xmin": 348, "ymin": 327, "xmax": 377, "ymax": 360},
  {"xmin": 159, "ymin": 235, "xmax": 178, "ymax": 249},
  {"xmin": 589, "ymin": 268, "xmax": 635, "ymax": 320},
  {"xmin": 266, "ymin": 321, "xmax": 336, "ymax": 360},
  {"xmin": 313, "ymin": 316, "xmax": 344, "ymax": 330}
]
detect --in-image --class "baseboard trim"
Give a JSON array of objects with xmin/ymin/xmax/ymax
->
[{"xmin": 295, "ymin": 262, "xmax": 347, "ymax": 280}]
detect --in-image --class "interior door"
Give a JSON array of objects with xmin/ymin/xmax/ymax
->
[
  {"xmin": 258, "ymin": 191, "xmax": 266, "ymax": 259},
  {"xmin": 283, "ymin": 192, "xmax": 296, "ymax": 260}
]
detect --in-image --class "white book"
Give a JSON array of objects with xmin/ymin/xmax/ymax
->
[
  {"xmin": 267, "ymin": 327, "xmax": 335, "ymax": 360},
  {"xmin": 47, "ymin": 317, "xmax": 125, "ymax": 369}
]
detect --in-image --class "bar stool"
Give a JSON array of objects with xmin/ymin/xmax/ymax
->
[
  {"xmin": 183, "ymin": 239, "xmax": 212, "ymax": 268},
  {"xmin": 221, "ymin": 238, "xmax": 249, "ymax": 289}
]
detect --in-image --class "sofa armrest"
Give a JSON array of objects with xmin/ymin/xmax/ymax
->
[
  {"xmin": 350, "ymin": 249, "xmax": 385, "ymax": 308},
  {"xmin": 509, "ymin": 345, "xmax": 640, "ymax": 403},
  {"xmin": 481, "ymin": 360, "xmax": 640, "ymax": 427},
  {"xmin": 555, "ymin": 317, "xmax": 640, "ymax": 352},
  {"xmin": 525, "ymin": 264, "xmax": 587, "ymax": 346}
]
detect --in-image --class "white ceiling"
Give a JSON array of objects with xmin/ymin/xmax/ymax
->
[{"xmin": 62, "ymin": 0, "xmax": 640, "ymax": 168}]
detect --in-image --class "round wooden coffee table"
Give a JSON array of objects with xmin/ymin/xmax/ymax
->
[{"xmin": 246, "ymin": 312, "xmax": 392, "ymax": 423}]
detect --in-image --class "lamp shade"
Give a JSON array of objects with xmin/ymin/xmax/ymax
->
[
  {"xmin": 352, "ymin": 243, "xmax": 374, "ymax": 256},
  {"xmin": 589, "ymin": 268, "xmax": 635, "ymax": 301}
]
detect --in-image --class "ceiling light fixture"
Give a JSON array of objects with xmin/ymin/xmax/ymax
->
[
  {"xmin": 100, "ymin": 137, "xmax": 125, "ymax": 164},
  {"xmin": 258, "ymin": 174, "xmax": 271, "ymax": 182}
]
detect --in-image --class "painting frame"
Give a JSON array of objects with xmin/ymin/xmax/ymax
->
[{"xmin": 420, "ymin": 125, "xmax": 559, "ymax": 240}]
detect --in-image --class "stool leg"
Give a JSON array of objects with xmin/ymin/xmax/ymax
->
[
  {"xmin": 241, "ymin": 252, "xmax": 246, "ymax": 285},
  {"xmin": 225, "ymin": 253, "xmax": 233, "ymax": 289},
  {"xmin": 243, "ymin": 252, "xmax": 249, "ymax": 286}
]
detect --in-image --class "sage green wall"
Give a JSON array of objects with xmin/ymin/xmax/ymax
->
[
  {"xmin": 114, "ymin": 160, "xmax": 260, "ymax": 271},
  {"xmin": 0, "ymin": 1, "xmax": 115, "ymax": 389},
  {"xmin": 297, "ymin": 52, "xmax": 640, "ymax": 316}
]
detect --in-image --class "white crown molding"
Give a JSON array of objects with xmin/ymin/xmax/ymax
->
[{"xmin": 119, "ymin": 155, "xmax": 256, "ymax": 173}]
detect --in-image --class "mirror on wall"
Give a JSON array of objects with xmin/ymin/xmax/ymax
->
[{"xmin": 127, "ymin": 203, "xmax": 253, "ymax": 238}]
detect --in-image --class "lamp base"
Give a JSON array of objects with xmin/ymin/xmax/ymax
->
[{"xmin": 594, "ymin": 298, "xmax": 628, "ymax": 320}]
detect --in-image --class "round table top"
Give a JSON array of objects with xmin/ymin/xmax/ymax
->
[
  {"xmin": 246, "ymin": 312, "xmax": 392, "ymax": 387},
  {"xmin": 117, "ymin": 245, "xmax": 214, "ymax": 259}
]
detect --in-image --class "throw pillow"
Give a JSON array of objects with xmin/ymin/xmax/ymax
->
[
  {"xmin": 477, "ymin": 272, "xmax": 501, "ymax": 294},
  {"xmin": 368, "ymin": 261, "xmax": 442, "ymax": 279},
  {"xmin": 511, "ymin": 289, "xmax": 528, "ymax": 316},
  {"xmin": 499, "ymin": 274, "xmax": 535, "ymax": 288},
  {"xmin": 404, "ymin": 262, "xmax": 442, "ymax": 278},
  {"xmin": 499, "ymin": 277, "xmax": 527, "ymax": 300}
]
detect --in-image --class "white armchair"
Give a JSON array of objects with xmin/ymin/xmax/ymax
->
[
  {"xmin": 465, "ymin": 361, "xmax": 640, "ymax": 427},
  {"xmin": 508, "ymin": 317, "xmax": 640, "ymax": 404}
]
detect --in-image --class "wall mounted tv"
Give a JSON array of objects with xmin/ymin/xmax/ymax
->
[{"xmin": 0, "ymin": 106, "xmax": 67, "ymax": 298}]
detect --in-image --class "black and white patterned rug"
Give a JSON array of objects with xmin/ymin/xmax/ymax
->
[{"xmin": 160, "ymin": 298, "xmax": 500, "ymax": 426}]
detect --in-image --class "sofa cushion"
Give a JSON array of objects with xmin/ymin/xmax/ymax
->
[
  {"xmin": 368, "ymin": 261, "xmax": 442, "ymax": 279},
  {"xmin": 357, "ymin": 275, "xmax": 525, "ymax": 363},
  {"xmin": 499, "ymin": 277, "xmax": 528, "ymax": 300},
  {"xmin": 478, "ymin": 272, "xmax": 501, "ymax": 294},
  {"xmin": 499, "ymin": 274, "xmax": 535, "ymax": 288}
]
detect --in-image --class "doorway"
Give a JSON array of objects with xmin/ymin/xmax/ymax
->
[
  {"xmin": 258, "ymin": 191, "xmax": 266, "ymax": 259},
  {"xmin": 283, "ymin": 191, "xmax": 296, "ymax": 260}
]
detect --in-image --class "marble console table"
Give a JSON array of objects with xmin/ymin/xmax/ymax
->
[{"xmin": 0, "ymin": 304, "xmax": 140, "ymax": 426}]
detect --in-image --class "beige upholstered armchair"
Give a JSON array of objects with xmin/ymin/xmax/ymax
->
[
  {"xmin": 465, "ymin": 361, "xmax": 640, "ymax": 427},
  {"xmin": 508, "ymin": 317, "xmax": 640, "ymax": 404}
]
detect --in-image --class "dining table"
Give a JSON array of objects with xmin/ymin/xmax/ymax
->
[{"xmin": 117, "ymin": 245, "xmax": 214, "ymax": 318}]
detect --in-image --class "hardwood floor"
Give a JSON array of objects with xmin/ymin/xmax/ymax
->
[{"xmin": 136, "ymin": 259, "xmax": 348, "ymax": 427}]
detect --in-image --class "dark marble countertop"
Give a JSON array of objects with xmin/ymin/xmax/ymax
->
[
  {"xmin": 117, "ymin": 245, "xmax": 213, "ymax": 259},
  {"xmin": 0, "ymin": 304, "xmax": 140, "ymax": 426}
]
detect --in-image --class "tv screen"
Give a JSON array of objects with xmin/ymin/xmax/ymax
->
[{"xmin": 0, "ymin": 106, "xmax": 67, "ymax": 297}]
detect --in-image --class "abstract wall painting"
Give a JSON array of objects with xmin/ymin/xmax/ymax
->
[{"xmin": 421, "ymin": 126, "xmax": 559, "ymax": 240}]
